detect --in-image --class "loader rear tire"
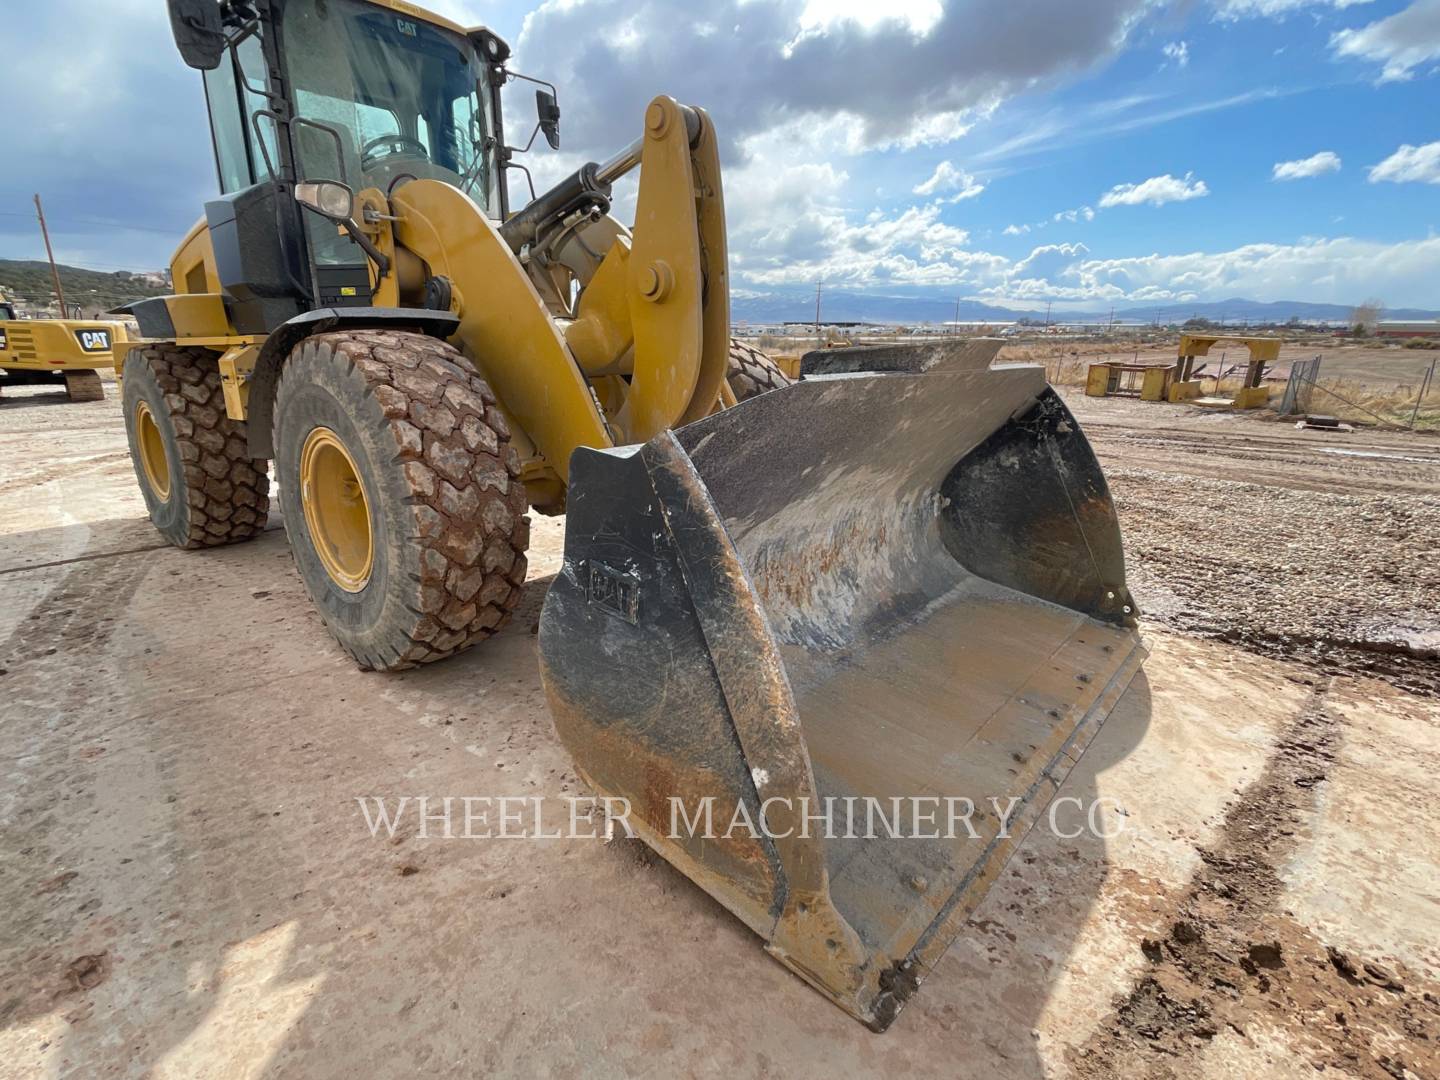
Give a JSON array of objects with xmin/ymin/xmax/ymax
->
[
  {"xmin": 273, "ymin": 331, "xmax": 529, "ymax": 672},
  {"xmin": 122, "ymin": 345, "xmax": 270, "ymax": 548},
  {"xmin": 726, "ymin": 339, "xmax": 792, "ymax": 402},
  {"xmin": 63, "ymin": 369, "xmax": 105, "ymax": 402}
]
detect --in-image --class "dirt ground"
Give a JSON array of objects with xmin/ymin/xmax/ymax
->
[
  {"xmin": 1, "ymin": 374, "xmax": 1438, "ymax": 1079},
  {"xmin": 1064, "ymin": 392, "xmax": 1440, "ymax": 696}
]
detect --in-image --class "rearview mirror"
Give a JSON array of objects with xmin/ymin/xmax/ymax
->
[
  {"xmin": 536, "ymin": 89, "xmax": 561, "ymax": 151},
  {"xmin": 168, "ymin": 0, "xmax": 226, "ymax": 70}
]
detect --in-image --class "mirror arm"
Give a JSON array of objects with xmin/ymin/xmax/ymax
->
[
  {"xmin": 509, "ymin": 122, "xmax": 544, "ymax": 157},
  {"xmin": 504, "ymin": 157, "xmax": 538, "ymax": 205},
  {"xmin": 505, "ymin": 69, "xmax": 559, "ymax": 99}
]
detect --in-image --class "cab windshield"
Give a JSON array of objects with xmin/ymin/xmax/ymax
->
[
  {"xmin": 0, "ymin": 304, "xmax": 15, "ymax": 322},
  {"xmin": 283, "ymin": 0, "xmax": 494, "ymax": 207}
]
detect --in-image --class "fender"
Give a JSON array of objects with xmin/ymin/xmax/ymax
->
[{"xmin": 244, "ymin": 307, "xmax": 459, "ymax": 458}]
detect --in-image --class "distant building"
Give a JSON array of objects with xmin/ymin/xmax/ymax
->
[{"xmin": 1376, "ymin": 320, "xmax": 1440, "ymax": 339}]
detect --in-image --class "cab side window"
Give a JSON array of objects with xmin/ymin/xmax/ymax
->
[
  {"xmin": 203, "ymin": 50, "xmax": 252, "ymax": 192},
  {"xmin": 202, "ymin": 35, "xmax": 279, "ymax": 192}
]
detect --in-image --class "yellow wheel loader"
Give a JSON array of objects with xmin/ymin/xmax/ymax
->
[
  {"xmin": 0, "ymin": 291, "xmax": 127, "ymax": 402},
  {"xmin": 128, "ymin": 0, "xmax": 1145, "ymax": 1029}
]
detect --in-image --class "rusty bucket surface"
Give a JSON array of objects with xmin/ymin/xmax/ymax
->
[{"xmin": 538, "ymin": 340, "xmax": 1146, "ymax": 1029}]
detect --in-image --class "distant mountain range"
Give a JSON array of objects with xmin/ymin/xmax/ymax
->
[
  {"xmin": 4, "ymin": 257, "xmax": 1435, "ymax": 327},
  {"xmin": 732, "ymin": 290, "xmax": 1440, "ymax": 326}
]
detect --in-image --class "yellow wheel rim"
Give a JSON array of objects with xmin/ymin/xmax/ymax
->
[
  {"xmin": 134, "ymin": 401, "xmax": 171, "ymax": 501},
  {"xmin": 299, "ymin": 427, "xmax": 374, "ymax": 592}
]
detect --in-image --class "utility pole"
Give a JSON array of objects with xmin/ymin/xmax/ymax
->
[
  {"xmin": 1044, "ymin": 300, "xmax": 1052, "ymax": 329},
  {"xmin": 814, "ymin": 281, "xmax": 822, "ymax": 336},
  {"xmin": 953, "ymin": 295, "xmax": 961, "ymax": 336},
  {"xmin": 34, "ymin": 193, "xmax": 67, "ymax": 316}
]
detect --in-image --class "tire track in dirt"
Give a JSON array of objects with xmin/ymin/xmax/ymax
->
[
  {"xmin": 1068, "ymin": 680, "xmax": 1440, "ymax": 1079},
  {"xmin": 0, "ymin": 537, "xmax": 163, "ymax": 1030},
  {"xmin": 1, "ymin": 546, "xmax": 152, "ymax": 667},
  {"xmin": 0, "ymin": 451, "xmax": 132, "ymax": 499}
]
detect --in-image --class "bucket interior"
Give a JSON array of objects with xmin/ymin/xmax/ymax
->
[
  {"xmin": 791, "ymin": 581, "xmax": 1137, "ymax": 956},
  {"xmin": 678, "ymin": 366, "xmax": 1142, "ymax": 961}
]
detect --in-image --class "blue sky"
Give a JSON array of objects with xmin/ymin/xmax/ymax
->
[{"xmin": 3, "ymin": 0, "xmax": 1437, "ymax": 311}]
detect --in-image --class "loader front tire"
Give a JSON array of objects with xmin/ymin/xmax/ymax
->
[
  {"xmin": 273, "ymin": 331, "xmax": 529, "ymax": 671},
  {"xmin": 727, "ymin": 339, "xmax": 792, "ymax": 402},
  {"xmin": 122, "ymin": 344, "xmax": 270, "ymax": 548}
]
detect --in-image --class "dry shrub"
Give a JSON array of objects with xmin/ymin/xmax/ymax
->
[{"xmin": 1308, "ymin": 376, "xmax": 1439, "ymax": 430}]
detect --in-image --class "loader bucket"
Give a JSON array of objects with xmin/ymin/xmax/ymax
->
[{"xmin": 538, "ymin": 340, "xmax": 1146, "ymax": 1030}]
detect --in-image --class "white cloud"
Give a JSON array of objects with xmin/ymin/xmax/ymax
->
[
  {"xmin": 1098, "ymin": 172, "xmax": 1209, "ymax": 207},
  {"xmin": 912, "ymin": 161, "xmax": 986, "ymax": 201},
  {"xmin": 720, "ymin": 118, "xmax": 989, "ymax": 288},
  {"xmin": 1053, "ymin": 206, "xmax": 1096, "ymax": 223},
  {"xmin": 795, "ymin": 0, "xmax": 945, "ymax": 38},
  {"xmin": 1332, "ymin": 0, "xmax": 1440, "ymax": 81},
  {"xmin": 727, "ymin": 150, "xmax": 1440, "ymax": 309},
  {"xmin": 1272, "ymin": 150, "xmax": 1342, "ymax": 180},
  {"xmin": 739, "ymin": 200, "xmax": 986, "ymax": 286},
  {"xmin": 1162, "ymin": 41, "xmax": 1190, "ymax": 67},
  {"xmin": 1368, "ymin": 140, "xmax": 1440, "ymax": 184},
  {"xmin": 956, "ymin": 234, "xmax": 1440, "ymax": 309},
  {"xmin": 515, "ymin": 0, "xmax": 1165, "ymax": 158},
  {"xmin": 1214, "ymin": 0, "xmax": 1373, "ymax": 19},
  {"xmin": 728, "ymin": 188, "xmax": 1440, "ymax": 306},
  {"xmin": 1014, "ymin": 242, "xmax": 1090, "ymax": 279},
  {"xmin": 1057, "ymin": 235, "xmax": 1440, "ymax": 307}
]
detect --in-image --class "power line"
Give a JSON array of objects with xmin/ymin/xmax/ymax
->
[
  {"xmin": 61, "ymin": 217, "xmax": 185, "ymax": 237},
  {"xmin": 0, "ymin": 209, "xmax": 187, "ymax": 236}
]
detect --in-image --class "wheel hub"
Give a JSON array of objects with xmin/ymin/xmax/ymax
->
[
  {"xmin": 299, "ymin": 427, "xmax": 373, "ymax": 592},
  {"xmin": 134, "ymin": 400, "xmax": 171, "ymax": 501}
]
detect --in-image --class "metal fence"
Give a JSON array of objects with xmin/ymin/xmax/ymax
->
[
  {"xmin": 1279, "ymin": 352, "xmax": 1439, "ymax": 429},
  {"xmin": 1408, "ymin": 357, "xmax": 1438, "ymax": 429},
  {"xmin": 1279, "ymin": 355, "xmax": 1321, "ymax": 416}
]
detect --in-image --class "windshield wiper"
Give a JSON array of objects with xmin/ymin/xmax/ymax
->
[{"xmin": 456, "ymin": 136, "xmax": 493, "ymax": 198}]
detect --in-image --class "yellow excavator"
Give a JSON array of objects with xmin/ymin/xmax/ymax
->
[
  {"xmin": 0, "ymin": 289, "xmax": 128, "ymax": 402},
  {"xmin": 121, "ymin": 0, "xmax": 1145, "ymax": 1030}
]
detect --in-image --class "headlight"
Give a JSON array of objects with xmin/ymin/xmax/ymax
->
[{"xmin": 294, "ymin": 181, "xmax": 356, "ymax": 222}]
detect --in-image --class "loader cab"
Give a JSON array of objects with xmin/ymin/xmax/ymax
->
[
  {"xmin": 0, "ymin": 302, "xmax": 15, "ymax": 322},
  {"xmin": 176, "ymin": 0, "xmax": 508, "ymax": 329}
]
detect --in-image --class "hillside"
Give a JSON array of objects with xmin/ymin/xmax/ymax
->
[{"xmin": 0, "ymin": 259, "xmax": 170, "ymax": 315}]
